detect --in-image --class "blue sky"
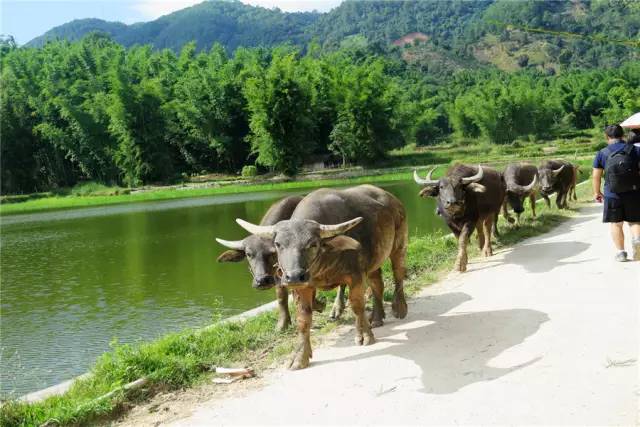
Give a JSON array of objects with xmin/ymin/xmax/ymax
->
[{"xmin": 0, "ymin": 0, "xmax": 342, "ymax": 45}]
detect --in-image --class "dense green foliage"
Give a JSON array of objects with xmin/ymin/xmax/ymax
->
[
  {"xmin": 3, "ymin": 0, "xmax": 640, "ymax": 193},
  {"xmin": 2, "ymin": 31, "xmax": 638, "ymax": 194}
]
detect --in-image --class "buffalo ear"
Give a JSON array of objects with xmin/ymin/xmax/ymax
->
[
  {"xmin": 419, "ymin": 185, "xmax": 439, "ymax": 198},
  {"xmin": 217, "ymin": 250, "xmax": 246, "ymax": 263},
  {"xmin": 322, "ymin": 235, "xmax": 361, "ymax": 252},
  {"xmin": 467, "ymin": 183, "xmax": 486, "ymax": 193}
]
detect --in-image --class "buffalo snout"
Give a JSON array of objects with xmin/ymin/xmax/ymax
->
[
  {"xmin": 283, "ymin": 269, "xmax": 310, "ymax": 285},
  {"xmin": 253, "ymin": 275, "xmax": 276, "ymax": 290}
]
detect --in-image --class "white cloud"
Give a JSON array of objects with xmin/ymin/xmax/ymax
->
[
  {"xmin": 130, "ymin": 0, "xmax": 203, "ymax": 20},
  {"xmin": 240, "ymin": 0, "xmax": 342, "ymax": 12}
]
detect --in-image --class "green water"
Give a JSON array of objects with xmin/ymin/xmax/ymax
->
[{"xmin": 0, "ymin": 180, "xmax": 445, "ymax": 397}]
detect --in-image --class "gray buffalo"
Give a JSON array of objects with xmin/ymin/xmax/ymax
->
[
  {"xmin": 502, "ymin": 163, "xmax": 539, "ymax": 225},
  {"xmin": 235, "ymin": 185, "xmax": 408, "ymax": 370},
  {"xmin": 414, "ymin": 164, "xmax": 505, "ymax": 272},
  {"xmin": 538, "ymin": 160, "xmax": 577, "ymax": 209},
  {"xmin": 216, "ymin": 195, "xmax": 325, "ymax": 332}
]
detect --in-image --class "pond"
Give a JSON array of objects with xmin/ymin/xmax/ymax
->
[{"xmin": 0, "ymin": 180, "xmax": 446, "ymax": 397}]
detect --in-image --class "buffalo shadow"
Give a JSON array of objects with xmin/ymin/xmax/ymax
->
[{"xmin": 318, "ymin": 292, "xmax": 549, "ymax": 394}]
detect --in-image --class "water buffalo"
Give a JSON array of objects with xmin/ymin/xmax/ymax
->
[
  {"xmin": 502, "ymin": 163, "xmax": 539, "ymax": 226},
  {"xmin": 235, "ymin": 185, "xmax": 408, "ymax": 370},
  {"xmin": 216, "ymin": 195, "xmax": 325, "ymax": 332},
  {"xmin": 414, "ymin": 164, "xmax": 505, "ymax": 273},
  {"xmin": 538, "ymin": 160, "xmax": 577, "ymax": 209}
]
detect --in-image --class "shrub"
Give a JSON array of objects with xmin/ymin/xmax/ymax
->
[{"xmin": 241, "ymin": 165, "xmax": 258, "ymax": 178}]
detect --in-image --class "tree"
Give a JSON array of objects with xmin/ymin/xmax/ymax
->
[{"xmin": 244, "ymin": 50, "xmax": 314, "ymax": 175}]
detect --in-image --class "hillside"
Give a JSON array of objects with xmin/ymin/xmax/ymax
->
[
  {"xmin": 28, "ymin": 0, "xmax": 320, "ymax": 52},
  {"xmin": 26, "ymin": 0, "xmax": 640, "ymax": 73}
]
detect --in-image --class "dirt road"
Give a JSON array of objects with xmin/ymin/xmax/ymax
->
[{"xmin": 139, "ymin": 204, "xmax": 640, "ymax": 425}]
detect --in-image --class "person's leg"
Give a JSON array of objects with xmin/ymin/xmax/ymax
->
[
  {"xmin": 621, "ymin": 193, "xmax": 640, "ymax": 260},
  {"xmin": 629, "ymin": 223, "xmax": 640, "ymax": 261},
  {"xmin": 610, "ymin": 222, "xmax": 625, "ymax": 251},
  {"xmin": 604, "ymin": 197, "xmax": 627, "ymax": 261}
]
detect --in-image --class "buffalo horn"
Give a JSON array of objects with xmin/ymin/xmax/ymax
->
[
  {"xmin": 215, "ymin": 238, "xmax": 245, "ymax": 250},
  {"xmin": 235, "ymin": 219, "xmax": 276, "ymax": 237},
  {"xmin": 319, "ymin": 217, "xmax": 363, "ymax": 238},
  {"xmin": 551, "ymin": 164, "xmax": 565, "ymax": 176},
  {"xmin": 461, "ymin": 165, "xmax": 484, "ymax": 184},
  {"xmin": 522, "ymin": 173, "xmax": 538, "ymax": 192},
  {"xmin": 413, "ymin": 167, "xmax": 439, "ymax": 185}
]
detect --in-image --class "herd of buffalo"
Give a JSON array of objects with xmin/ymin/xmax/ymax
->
[{"xmin": 215, "ymin": 160, "xmax": 579, "ymax": 370}]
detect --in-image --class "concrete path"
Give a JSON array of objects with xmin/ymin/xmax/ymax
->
[{"xmin": 173, "ymin": 204, "xmax": 639, "ymax": 426}]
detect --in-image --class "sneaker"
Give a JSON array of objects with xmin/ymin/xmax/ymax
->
[
  {"xmin": 633, "ymin": 238, "xmax": 640, "ymax": 261},
  {"xmin": 615, "ymin": 251, "xmax": 628, "ymax": 262}
]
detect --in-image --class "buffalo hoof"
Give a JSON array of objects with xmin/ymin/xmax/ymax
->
[
  {"xmin": 289, "ymin": 351, "xmax": 310, "ymax": 371},
  {"xmin": 363, "ymin": 332, "xmax": 375, "ymax": 346},
  {"xmin": 392, "ymin": 296, "xmax": 408, "ymax": 319},
  {"xmin": 482, "ymin": 248, "xmax": 493, "ymax": 257},
  {"xmin": 312, "ymin": 298, "xmax": 326, "ymax": 313},
  {"xmin": 276, "ymin": 316, "xmax": 291, "ymax": 332},
  {"xmin": 454, "ymin": 263, "xmax": 467, "ymax": 273},
  {"xmin": 355, "ymin": 332, "xmax": 376, "ymax": 346}
]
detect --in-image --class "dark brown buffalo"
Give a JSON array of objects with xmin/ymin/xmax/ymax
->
[
  {"xmin": 502, "ymin": 163, "xmax": 539, "ymax": 226},
  {"xmin": 414, "ymin": 164, "xmax": 505, "ymax": 272},
  {"xmin": 216, "ymin": 195, "xmax": 324, "ymax": 332},
  {"xmin": 235, "ymin": 185, "xmax": 408, "ymax": 370},
  {"xmin": 538, "ymin": 160, "xmax": 577, "ymax": 209}
]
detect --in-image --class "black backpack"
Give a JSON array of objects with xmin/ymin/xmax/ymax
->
[{"xmin": 605, "ymin": 144, "xmax": 640, "ymax": 193}]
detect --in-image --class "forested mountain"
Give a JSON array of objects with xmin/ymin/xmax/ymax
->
[
  {"xmin": 27, "ymin": 0, "xmax": 640, "ymax": 71},
  {"xmin": 28, "ymin": 1, "xmax": 320, "ymax": 52}
]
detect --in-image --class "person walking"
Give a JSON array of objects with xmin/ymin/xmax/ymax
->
[{"xmin": 593, "ymin": 124, "xmax": 640, "ymax": 262}]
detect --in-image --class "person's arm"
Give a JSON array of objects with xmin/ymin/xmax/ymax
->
[{"xmin": 592, "ymin": 168, "xmax": 604, "ymax": 202}]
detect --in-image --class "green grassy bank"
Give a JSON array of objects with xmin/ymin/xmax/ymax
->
[
  {"xmin": 0, "ymin": 179, "xmax": 593, "ymax": 427},
  {"xmin": 0, "ymin": 136, "xmax": 599, "ymax": 216}
]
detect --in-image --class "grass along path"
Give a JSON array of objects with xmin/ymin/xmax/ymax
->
[
  {"xmin": 0, "ymin": 179, "xmax": 592, "ymax": 427},
  {"xmin": 0, "ymin": 152, "xmax": 594, "ymax": 216}
]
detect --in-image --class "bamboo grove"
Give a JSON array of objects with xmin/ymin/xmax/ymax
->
[{"xmin": 1, "ymin": 34, "xmax": 638, "ymax": 194}]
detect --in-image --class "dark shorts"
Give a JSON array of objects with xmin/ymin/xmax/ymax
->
[{"xmin": 603, "ymin": 193, "xmax": 640, "ymax": 223}]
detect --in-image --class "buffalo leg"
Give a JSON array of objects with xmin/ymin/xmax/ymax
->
[
  {"xmin": 289, "ymin": 287, "xmax": 314, "ymax": 370},
  {"xmin": 543, "ymin": 195, "xmax": 551, "ymax": 209},
  {"xmin": 502, "ymin": 200, "xmax": 515, "ymax": 224},
  {"xmin": 390, "ymin": 246, "xmax": 408, "ymax": 319},
  {"xmin": 454, "ymin": 222, "xmax": 473, "ymax": 272},
  {"xmin": 275, "ymin": 286, "xmax": 291, "ymax": 332},
  {"xmin": 311, "ymin": 289, "xmax": 326, "ymax": 313},
  {"xmin": 556, "ymin": 189, "xmax": 567, "ymax": 209},
  {"xmin": 476, "ymin": 219, "xmax": 485, "ymax": 250},
  {"xmin": 482, "ymin": 217, "xmax": 493, "ymax": 257},
  {"xmin": 349, "ymin": 277, "xmax": 375, "ymax": 346},
  {"xmin": 493, "ymin": 212, "xmax": 500, "ymax": 238},
  {"xmin": 330, "ymin": 284, "xmax": 346, "ymax": 320},
  {"xmin": 367, "ymin": 269, "xmax": 385, "ymax": 328},
  {"xmin": 529, "ymin": 193, "xmax": 537, "ymax": 218}
]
